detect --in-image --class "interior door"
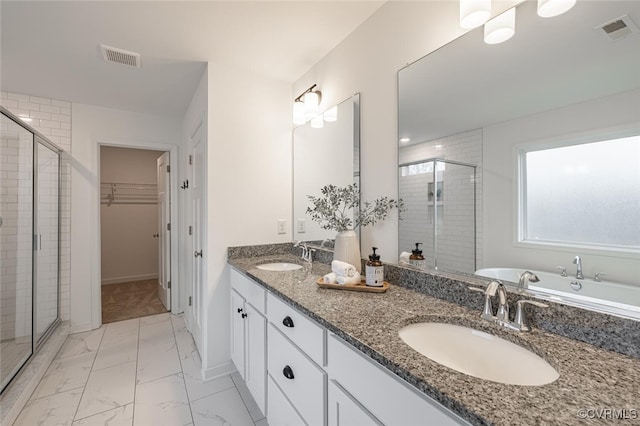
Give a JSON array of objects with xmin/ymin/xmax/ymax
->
[
  {"xmin": 157, "ymin": 152, "xmax": 171, "ymax": 310},
  {"xmin": 186, "ymin": 121, "xmax": 204, "ymax": 351}
]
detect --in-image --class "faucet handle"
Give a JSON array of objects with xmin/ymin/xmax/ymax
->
[
  {"xmin": 514, "ymin": 299, "xmax": 548, "ymax": 331},
  {"xmin": 593, "ymin": 272, "xmax": 606, "ymax": 282},
  {"xmin": 555, "ymin": 266, "xmax": 567, "ymax": 277}
]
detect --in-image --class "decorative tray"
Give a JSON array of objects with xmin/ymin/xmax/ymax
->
[{"xmin": 316, "ymin": 277, "xmax": 389, "ymax": 293}]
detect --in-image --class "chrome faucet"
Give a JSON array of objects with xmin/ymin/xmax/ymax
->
[
  {"xmin": 294, "ymin": 241, "xmax": 315, "ymax": 264},
  {"xmin": 518, "ymin": 271, "xmax": 540, "ymax": 289},
  {"xmin": 573, "ymin": 256, "xmax": 583, "ymax": 279},
  {"xmin": 470, "ymin": 280, "xmax": 548, "ymax": 332}
]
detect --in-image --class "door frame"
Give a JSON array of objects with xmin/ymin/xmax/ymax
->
[{"xmin": 92, "ymin": 140, "xmax": 180, "ymax": 329}]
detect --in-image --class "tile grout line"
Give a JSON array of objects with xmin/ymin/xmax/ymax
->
[
  {"xmin": 70, "ymin": 327, "xmax": 107, "ymax": 423},
  {"xmin": 170, "ymin": 314, "xmax": 196, "ymax": 426},
  {"xmin": 131, "ymin": 317, "xmax": 142, "ymax": 426}
]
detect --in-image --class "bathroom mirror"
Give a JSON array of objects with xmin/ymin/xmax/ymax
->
[
  {"xmin": 397, "ymin": 1, "xmax": 640, "ymax": 318},
  {"xmin": 293, "ymin": 93, "xmax": 360, "ymax": 247}
]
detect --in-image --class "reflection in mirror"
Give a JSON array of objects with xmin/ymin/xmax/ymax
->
[
  {"xmin": 293, "ymin": 94, "xmax": 360, "ymax": 248},
  {"xmin": 397, "ymin": 1, "xmax": 640, "ymax": 318}
]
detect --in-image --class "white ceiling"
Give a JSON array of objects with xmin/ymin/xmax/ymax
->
[{"xmin": 1, "ymin": 1, "xmax": 385, "ymax": 117}]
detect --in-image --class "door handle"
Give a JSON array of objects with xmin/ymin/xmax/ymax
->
[
  {"xmin": 282, "ymin": 365, "xmax": 295, "ymax": 380},
  {"xmin": 282, "ymin": 316, "xmax": 294, "ymax": 328},
  {"xmin": 194, "ymin": 250, "xmax": 203, "ymax": 258}
]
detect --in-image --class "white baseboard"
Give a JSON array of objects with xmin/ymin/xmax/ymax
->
[
  {"xmin": 201, "ymin": 361, "xmax": 236, "ymax": 382},
  {"xmin": 101, "ymin": 274, "xmax": 158, "ymax": 285}
]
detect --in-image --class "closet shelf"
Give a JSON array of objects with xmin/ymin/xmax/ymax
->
[{"xmin": 100, "ymin": 182, "xmax": 158, "ymax": 206}]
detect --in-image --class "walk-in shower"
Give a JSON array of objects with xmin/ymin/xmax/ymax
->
[
  {"xmin": 0, "ymin": 107, "xmax": 61, "ymax": 394},
  {"xmin": 399, "ymin": 158, "xmax": 476, "ymax": 273}
]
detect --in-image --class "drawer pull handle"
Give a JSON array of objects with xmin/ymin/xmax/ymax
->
[
  {"xmin": 282, "ymin": 316, "xmax": 294, "ymax": 328},
  {"xmin": 241, "ymin": 313, "xmax": 247, "ymax": 319},
  {"xmin": 237, "ymin": 308, "xmax": 243, "ymax": 313},
  {"xmin": 283, "ymin": 365, "xmax": 295, "ymax": 380}
]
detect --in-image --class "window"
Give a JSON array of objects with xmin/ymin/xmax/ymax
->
[{"xmin": 519, "ymin": 134, "xmax": 640, "ymax": 251}]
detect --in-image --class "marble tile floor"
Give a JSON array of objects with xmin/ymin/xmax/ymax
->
[{"xmin": 12, "ymin": 313, "xmax": 268, "ymax": 426}]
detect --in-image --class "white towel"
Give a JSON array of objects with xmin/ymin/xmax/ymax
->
[
  {"xmin": 337, "ymin": 272, "xmax": 361, "ymax": 285},
  {"xmin": 399, "ymin": 251, "xmax": 411, "ymax": 264},
  {"xmin": 323, "ymin": 272, "xmax": 337, "ymax": 284},
  {"xmin": 332, "ymin": 260, "xmax": 357, "ymax": 277}
]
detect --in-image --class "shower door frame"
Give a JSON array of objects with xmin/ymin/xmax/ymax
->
[
  {"xmin": 0, "ymin": 106, "xmax": 62, "ymax": 394},
  {"xmin": 398, "ymin": 157, "xmax": 477, "ymax": 272}
]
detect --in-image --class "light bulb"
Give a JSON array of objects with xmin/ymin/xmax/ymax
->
[
  {"xmin": 484, "ymin": 8, "xmax": 516, "ymax": 44},
  {"xmin": 460, "ymin": 0, "xmax": 491, "ymax": 29},
  {"xmin": 293, "ymin": 101, "xmax": 305, "ymax": 125},
  {"xmin": 537, "ymin": 0, "xmax": 576, "ymax": 18}
]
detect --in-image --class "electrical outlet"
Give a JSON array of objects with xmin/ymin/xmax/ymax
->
[
  {"xmin": 277, "ymin": 219, "xmax": 286, "ymax": 235},
  {"xmin": 297, "ymin": 219, "xmax": 306, "ymax": 234}
]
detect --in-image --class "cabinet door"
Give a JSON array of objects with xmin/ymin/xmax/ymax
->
[
  {"xmin": 267, "ymin": 375, "xmax": 306, "ymax": 426},
  {"xmin": 329, "ymin": 380, "xmax": 382, "ymax": 426},
  {"xmin": 245, "ymin": 303, "xmax": 266, "ymax": 415},
  {"xmin": 230, "ymin": 290, "xmax": 246, "ymax": 377}
]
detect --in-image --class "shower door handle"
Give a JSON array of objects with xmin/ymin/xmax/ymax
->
[{"xmin": 194, "ymin": 250, "xmax": 203, "ymax": 258}]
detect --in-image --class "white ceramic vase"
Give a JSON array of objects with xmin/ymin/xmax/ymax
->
[{"xmin": 333, "ymin": 229, "xmax": 361, "ymax": 273}]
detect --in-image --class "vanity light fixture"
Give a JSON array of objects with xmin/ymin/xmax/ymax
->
[
  {"xmin": 484, "ymin": 7, "xmax": 516, "ymax": 44},
  {"xmin": 537, "ymin": 0, "xmax": 576, "ymax": 18},
  {"xmin": 293, "ymin": 100, "xmax": 305, "ymax": 125},
  {"xmin": 460, "ymin": 0, "xmax": 492, "ymax": 29},
  {"xmin": 293, "ymin": 84, "xmax": 322, "ymax": 125}
]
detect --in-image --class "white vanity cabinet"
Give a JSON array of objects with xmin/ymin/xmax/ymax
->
[
  {"xmin": 327, "ymin": 334, "xmax": 468, "ymax": 426},
  {"xmin": 230, "ymin": 270, "xmax": 267, "ymax": 415},
  {"xmin": 266, "ymin": 292, "xmax": 327, "ymax": 426},
  {"xmin": 230, "ymin": 269, "xmax": 467, "ymax": 426}
]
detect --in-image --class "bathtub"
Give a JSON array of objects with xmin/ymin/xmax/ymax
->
[{"xmin": 475, "ymin": 267, "xmax": 640, "ymax": 319}]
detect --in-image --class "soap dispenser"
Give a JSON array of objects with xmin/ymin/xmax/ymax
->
[
  {"xmin": 365, "ymin": 247, "xmax": 384, "ymax": 287},
  {"xmin": 410, "ymin": 243, "xmax": 426, "ymax": 269}
]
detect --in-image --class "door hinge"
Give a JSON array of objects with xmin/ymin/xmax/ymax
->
[
  {"xmin": 167, "ymin": 223, "xmax": 171, "ymax": 231},
  {"xmin": 188, "ymin": 225, "xmax": 192, "ymax": 235},
  {"xmin": 166, "ymin": 165, "xmax": 171, "ymax": 173},
  {"xmin": 188, "ymin": 296, "xmax": 192, "ymax": 306},
  {"xmin": 188, "ymin": 155, "xmax": 192, "ymax": 165},
  {"xmin": 168, "ymin": 281, "xmax": 171, "ymax": 289}
]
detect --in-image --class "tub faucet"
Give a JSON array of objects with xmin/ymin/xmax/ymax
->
[
  {"xmin": 572, "ymin": 256, "xmax": 583, "ymax": 280},
  {"xmin": 518, "ymin": 271, "xmax": 539, "ymax": 289}
]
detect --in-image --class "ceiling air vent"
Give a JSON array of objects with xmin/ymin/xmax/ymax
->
[
  {"xmin": 100, "ymin": 44, "xmax": 141, "ymax": 68},
  {"xmin": 594, "ymin": 15, "xmax": 639, "ymax": 41}
]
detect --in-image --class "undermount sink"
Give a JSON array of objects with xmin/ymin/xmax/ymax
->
[
  {"xmin": 256, "ymin": 262, "xmax": 303, "ymax": 272},
  {"xmin": 399, "ymin": 322, "xmax": 559, "ymax": 386}
]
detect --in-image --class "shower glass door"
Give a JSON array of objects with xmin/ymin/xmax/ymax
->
[
  {"xmin": 35, "ymin": 139, "xmax": 59, "ymax": 344},
  {"xmin": 0, "ymin": 114, "xmax": 34, "ymax": 392}
]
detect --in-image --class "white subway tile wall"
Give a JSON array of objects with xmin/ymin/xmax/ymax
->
[
  {"xmin": 1, "ymin": 91, "xmax": 72, "ymax": 323},
  {"xmin": 399, "ymin": 129, "xmax": 483, "ymax": 273}
]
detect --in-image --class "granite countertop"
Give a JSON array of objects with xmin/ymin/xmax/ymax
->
[{"xmin": 228, "ymin": 253, "xmax": 640, "ymax": 425}]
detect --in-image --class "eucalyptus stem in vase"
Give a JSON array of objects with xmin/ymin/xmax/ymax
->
[{"xmin": 306, "ymin": 184, "xmax": 403, "ymax": 272}]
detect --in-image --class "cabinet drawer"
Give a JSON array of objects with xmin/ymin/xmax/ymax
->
[
  {"xmin": 231, "ymin": 269, "xmax": 266, "ymax": 314},
  {"xmin": 268, "ymin": 324, "xmax": 326, "ymax": 426},
  {"xmin": 267, "ymin": 292, "xmax": 325, "ymax": 365},
  {"xmin": 267, "ymin": 375, "xmax": 306, "ymax": 426},
  {"xmin": 328, "ymin": 334, "xmax": 467, "ymax": 426}
]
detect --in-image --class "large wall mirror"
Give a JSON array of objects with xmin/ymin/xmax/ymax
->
[
  {"xmin": 293, "ymin": 93, "xmax": 360, "ymax": 247},
  {"xmin": 398, "ymin": 1, "xmax": 640, "ymax": 318}
]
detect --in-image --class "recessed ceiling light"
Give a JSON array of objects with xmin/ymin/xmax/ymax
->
[{"xmin": 400, "ymin": 137, "xmax": 411, "ymax": 143}]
